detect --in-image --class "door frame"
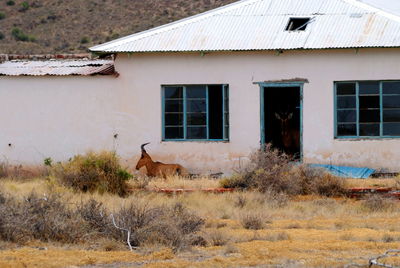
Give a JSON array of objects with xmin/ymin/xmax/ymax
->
[{"xmin": 258, "ymin": 82, "xmax": 304, "ymax": 160}]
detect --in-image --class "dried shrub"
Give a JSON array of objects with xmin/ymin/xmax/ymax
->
[
  {"xmin": 109, "ymin": 202, "xmax": 204, "ymax": 251},
  {"xmin": 0, "ymin": 192, "xmax": 86, "ymax": 243},
  {"xmin": 240, "ymin": 213, "xmax": 265, "ymax": 230},
  {"xmin": 206, "ymin": 229, "xmax": 229, "ymax": 246},
  {"xmin": 0, "ymin": 192, "xmax": 204, "ymax": 252},
  {"xmin": 56, "ymin": 151, "xmax": 132, "ymax": 197},
  {"xmin": 361, "ymin": 195, "xmax": 398, "ymax": 212},
  {"xmin": 234, "ymin": 195, "xmax": 247, "ymax": 208},
  {"xmin": 221, "ymin": 145, "xmax": 347, "ymax": 197}
]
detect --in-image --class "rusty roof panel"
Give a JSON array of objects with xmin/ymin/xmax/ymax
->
[
  {"xmin": 0, "ymin": 60, "xmax": 115, "ymax": 76},
  {"xmin": 90, "ymin": 0, "xmax": 400, "ymax": 53}
]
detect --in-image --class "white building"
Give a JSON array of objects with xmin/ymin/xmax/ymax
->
[{"xmin": 2, "ymin": 0, "xmax": 400, "ymax": 173}]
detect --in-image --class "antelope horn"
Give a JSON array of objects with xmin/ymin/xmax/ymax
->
[{"xmin": 141, "ymin": 142, "xmax": 150, "ymax": 152}]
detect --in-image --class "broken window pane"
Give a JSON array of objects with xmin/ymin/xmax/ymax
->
[
  {"xmin": 337, "ymin": 124, "xmax": 356, "ymax": 136},
  {"xmin": 359, "ymin": 82, "xmax": 379, "ymax": 95},
  {"xmin": 383, "ymin": 123, "xmax": 400, "ymax": 136},
  {"xmin": 337, "ymin": 83, "xmax": 356, "ymax": 95},
  {"xmin": 337, "ymin": 96, "xmax": 356, "ymax": 109},
  {"xmin": 359, "ymin": 96, "xmax": 379, "ymax": 109},
  {"xmin": 383, "ymin": 82, "xmax": 400, "ymax": 94},
  {"xmin": 337, "ymin": 110, "xmax": 356, "ymax": 123},
  {"xmin": 359, "ymin": 110, "xmax": 380, "ymax": 123},
  {"xmin": 360, "ymin": 123, "xmax": 379, "ymax": 136}
]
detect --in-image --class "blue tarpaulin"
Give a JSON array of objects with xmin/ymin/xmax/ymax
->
[{"xmin": 309, "ymin": 164, "xmax": 375, "ymax": 179}]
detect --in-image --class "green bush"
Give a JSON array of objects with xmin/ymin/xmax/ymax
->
[
  {"xmin": 57, "ymin": 151, "xmax": 132, "ymax": 196},
  {"xmin": 11, "ymin": 27, "xmax": 35, "ymax": 42},
  {"xmin": 80, "ymin": 36, "xmax": 89, "ymax": 44},
  {"xmin": 6, "ymin": 0, "xmax": 15, "ymax": 6},
  {"xmin": 0, "ymin": 12, "xmax": 5, "ymax": 20},
  {"xmin": 19, "ymin": 1, "xmax": 29, "ymax": 12}
]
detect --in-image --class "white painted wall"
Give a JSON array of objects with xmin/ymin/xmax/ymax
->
[{"xmin": 1, "ymin": 48, "xmax": 400, "ymax": 173}]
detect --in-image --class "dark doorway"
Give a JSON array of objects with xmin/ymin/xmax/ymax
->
[{"xmin": 263, "ymin": 86, "xmax": 301, "ymax": 158}]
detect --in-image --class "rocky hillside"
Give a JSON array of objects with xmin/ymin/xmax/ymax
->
[{"xmin": 0, "ymin": 0, "xmax": 236, "ymax": 55}]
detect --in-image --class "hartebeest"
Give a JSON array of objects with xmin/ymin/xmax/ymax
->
[
  {"xmin": 275, "ymin": 112, "xmax": 300, "ymax": 155},
  {"xmin": 135, "ymin": 143, "xmax": 188, "ymax": 178}
]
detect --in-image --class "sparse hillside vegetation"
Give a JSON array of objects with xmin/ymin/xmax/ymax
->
[{"xmin": 0, "ymin": 0, "xmax": 236, "ymax": 54}]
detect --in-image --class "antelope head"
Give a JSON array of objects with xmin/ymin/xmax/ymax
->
[
  {"xmin": 275, "ymin": 112, "xmax": 293, "ymax": 136},
  {"xmin": 135, "ymin": 142, "xmax": 151, "ymax": 170}
]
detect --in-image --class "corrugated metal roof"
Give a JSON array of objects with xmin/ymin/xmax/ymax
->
[
  {"xmin": 0, "ymin": 59, "xmax": 115, "ymax": 76},
  {"xmin": 90, "ymin": 0, "xmax": 400, "ymax": 53}
]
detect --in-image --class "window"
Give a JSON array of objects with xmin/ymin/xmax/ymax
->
[
  {"xmin": 335, "ymin": 81, "xmax": 400, "ymax": 138},
  {"xmin": 285, "ymin": 18, "xmax": 310, "ymax": 31},
  {"xmin": 162, "ymin": 85, "xmax": 229, "ymax": 141}
]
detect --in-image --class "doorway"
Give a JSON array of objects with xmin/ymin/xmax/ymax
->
[{"xmin": 261, "ymin": 84, "xmax": 302, "ymax": 159}]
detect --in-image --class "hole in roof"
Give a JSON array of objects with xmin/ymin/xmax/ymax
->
[{"xmin": 285, "ymin": 18, "xmax": 310, "ymax": 31}]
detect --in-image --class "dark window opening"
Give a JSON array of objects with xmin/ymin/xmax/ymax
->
[
  {"xmin": 163, "ymin": 85, "xmax": 229, "ymax": 141},
  {"xmin": 286, "ymin": 18, "xmax": 310, "ymax": 31}
]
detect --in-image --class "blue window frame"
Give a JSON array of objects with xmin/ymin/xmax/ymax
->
[
  {"xmin": 335, "ymin": 81, "xmax": 400, "ymax": 138},
  {"xmin": 162, "ymin": 85, "xmax": 229, "ymax": 141}
]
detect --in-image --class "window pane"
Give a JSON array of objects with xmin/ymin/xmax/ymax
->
[
  {"xmin": 337, "ymin": 110, "xmax": 356, "ymax": 123},
  {"xmin": 164, "ymin": 87, "xmax": 183, "ymax": 99},
  {"xmin": 186, "ymin": 86, "xmax": 206, "ymax": 98},
  {"xmin": 383, "ymin": 110, "xmax": 400, "ymax": 122},
  {"xmin": 359, "ymin": 82, "xmax": 379, "ymax": 95},
  {"xmin": 165, "ymin": 113, "xmax": 183, "ymax": 126},
  {"xmin": 187, "ymin": 99, "xmax": 206, "ymax": 112},
  {"xmin": 165, "ymin": 127, "xmax": 183, "ymax": 139},
  {"xmin": 383, "ymin": 82, "xmax": 400, "ymax": 94},
  {"xmin": 383, "ymin": 123, "xmax": 400, "ymax": 136},
  {"xmin": 337, "ymin": 124, "xmax": 356, "ymax": 136},
  {"xmin": 359, "ymin": 109, "xmax": 380, "ymax": 123},
  {"xmin": 359, "ymin": 96, "xmax": 379, "ymax": 109},
  {"xmin": 360, "ymin": 123, "xmax": 379, "ymax": 136},
  {"xmin": 337, "ymin": 83, "xmax": 356, "ymax": 95},
  {"xmin": 165, "ymin": 100, "xmax": 183, "ymax": 112},
  {"xmin": 187, "ymin": 127, "xmax": 207, "ymax": 139},
  {"xmin": 337, "ymin": 96, "xmax": 356, "ymax": 109},
  {"xmin": 383, "ymin": 96, "xmax": 400, "ymax": 108},
  {"xmin": 187, "ymin": 113, "xmax": 206, "ymax": 125}
]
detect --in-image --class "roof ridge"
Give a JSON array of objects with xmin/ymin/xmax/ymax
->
[
  {"xmin": 342, "ymin": 0, "xmax": 400, "ymax": 23},
  {"xmin": 90, "ymin": 0, "xmax": 261, "ymax": 52}
]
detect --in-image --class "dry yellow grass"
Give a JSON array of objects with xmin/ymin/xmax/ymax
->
[{"xmin": 0, "ymin": 176, "xmax": 399, "ymax": 267}]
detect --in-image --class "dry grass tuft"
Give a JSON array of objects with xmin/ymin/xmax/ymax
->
[
  {"xmin": 240, "ymin": 213, "xmax": 265, "ymax": 230},
  {"xmin": 361, "ymin": 195, "xmax": 398, "ymax": 212},
  {"xmin": 206, "ymin": 229, "xmax": 230, "ymax": 246}
]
